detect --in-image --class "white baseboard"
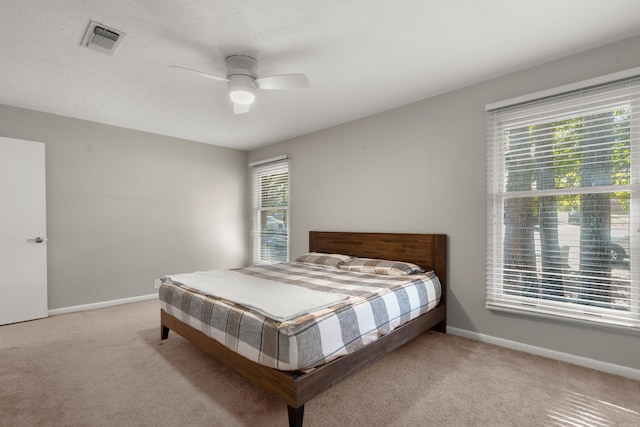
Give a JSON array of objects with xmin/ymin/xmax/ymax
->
[
  {"xmin": 48, "ymin": 293, "xmax": 158, "ymax": 316},
  {"xmin": 447, "ymin": 326, "xmax": 640, "ymax": 381}
]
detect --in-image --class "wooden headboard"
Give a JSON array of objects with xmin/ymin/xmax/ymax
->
[{"xmin": 309, "ymin": 231, "xmax": 447, "ymax": 304}]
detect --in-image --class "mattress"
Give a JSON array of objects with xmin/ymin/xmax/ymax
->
[{"xmin": 159, "ymin": 262, "xmax": 442, "ymax": 371}]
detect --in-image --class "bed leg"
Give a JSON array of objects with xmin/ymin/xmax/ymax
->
[
  {"xmin": 287, "ymin": 404, "xmax": 304, "ymax": 427},
  {"xmin": 432, "ymin": 320, "xmax": 447, "ymax": 333},
  {"xmin": 161, "ymin": 325, "xmax": 170, "ymax": 340}
]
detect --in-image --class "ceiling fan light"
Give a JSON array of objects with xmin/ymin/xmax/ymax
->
[{"xmin": 229, "ymin": 86, "xmax": 255, "ymax": 104}]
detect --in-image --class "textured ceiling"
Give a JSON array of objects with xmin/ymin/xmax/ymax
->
[{"xmin": 2, "ymin": 1, "xmax": 640, "ymax": 150}]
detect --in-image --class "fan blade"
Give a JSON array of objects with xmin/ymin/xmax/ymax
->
[
  {"xmin": 169, "ymin": 65, "xmax": 229, "ymax": 82},
  {"xmin": 233, "ymin": 102, "xmax": 251, "ymax": 114},
  {"xmin": 256, "ymin": 74, "xmax": 309, "ymax": 90}
]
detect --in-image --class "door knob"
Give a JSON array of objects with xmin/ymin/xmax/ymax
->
[{"xmin": 28, "ymin": 237, "xmax": 46, "ymax": 243}]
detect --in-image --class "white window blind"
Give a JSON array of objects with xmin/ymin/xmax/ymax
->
[
  {"xmin": 250, "ymin": 156, "xmax": 289, "ymax": 265},
  {"xmin": 486, "ymin": 75, "xmax": 640, "ymax": 331}
]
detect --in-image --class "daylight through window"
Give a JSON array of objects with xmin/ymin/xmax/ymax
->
[
  {"xmin": 250, "ymin": 156, "xmax": 289, "ymax": 265},
  {"xmin": 486, "ymin": 75, "xmax": 640, "ymax": 330}
]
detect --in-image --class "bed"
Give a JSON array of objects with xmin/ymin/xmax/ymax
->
[{"xmin": 159, "ymin": 231, "xmax": 447, "ymax": 427}]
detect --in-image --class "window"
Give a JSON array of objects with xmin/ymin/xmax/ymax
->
[
  {"xmin": 250, "ymin": 156, "xmax": 289, "ymax": 265},
  {"xmin": 486, "ymin": 74, "xmax": 640, "ymax": 331}
]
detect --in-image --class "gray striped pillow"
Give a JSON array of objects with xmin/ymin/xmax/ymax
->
[
  {"xmin": 338, "ymin": 258, "xmax": 425, "ymax": 276},
  {"xmin": 295, "ymin": 252, "xmax": 352, "ymax": 268}
]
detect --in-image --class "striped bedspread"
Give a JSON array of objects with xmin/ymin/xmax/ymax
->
[{"xmin": 159, "ymin": 262, "xmax": 441, "ymax": 371}]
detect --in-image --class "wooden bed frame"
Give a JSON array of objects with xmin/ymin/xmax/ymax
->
[{"xmin": 160, "ymin": 231, "xmax": 447, "ymax": 427}]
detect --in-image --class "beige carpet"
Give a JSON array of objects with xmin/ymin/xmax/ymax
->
[{"xmin": 1, "ymin": 299, "xmax": 639, "ymax": 427}]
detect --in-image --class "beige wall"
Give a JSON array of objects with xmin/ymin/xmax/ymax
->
[
  {"xmin": 0, "ymin": 105, "xmax": 248, "ymax": 309},
  {"xmin": 249, "ymin": 35, "xmax": 640, "ymax": 370}
]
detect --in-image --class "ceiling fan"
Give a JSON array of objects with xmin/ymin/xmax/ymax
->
[{"xmin": 170, "ymin": 55, "xmax": 309, "ymax": 114}]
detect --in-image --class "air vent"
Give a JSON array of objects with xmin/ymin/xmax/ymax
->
[{"xmin": 81, "ymin": 20, "xmax": 125, "ymax": 56}]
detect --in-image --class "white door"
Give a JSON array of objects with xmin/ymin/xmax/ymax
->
[{"xmin": 0, "ymin": 136, "xmax": 47, "ymax": 325}]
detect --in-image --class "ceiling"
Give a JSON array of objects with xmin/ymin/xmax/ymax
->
[{"xmin": 2, "ymin": 1, "xmax": 640, "ymax": 151}]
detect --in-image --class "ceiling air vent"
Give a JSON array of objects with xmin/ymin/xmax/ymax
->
[{"xmin": 81, "ymin": 20, "xmax": 125, "ymax": 56}]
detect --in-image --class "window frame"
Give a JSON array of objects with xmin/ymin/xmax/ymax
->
[
  {"xmin": 486, "ymin": 74, "xmax": 640, "ymax": 332},
  {"xmin": 249, "ymin": 156, "xmax": 290, "ymax": 265}
]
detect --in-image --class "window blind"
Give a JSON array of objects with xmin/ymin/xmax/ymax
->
[
  {"xmin": 486, "ymin": 75, "xmax": 640, "ymax": 331},
  {"xmin": 250, "ymin": 157, "xmax": 289, "ymax": 265}
]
